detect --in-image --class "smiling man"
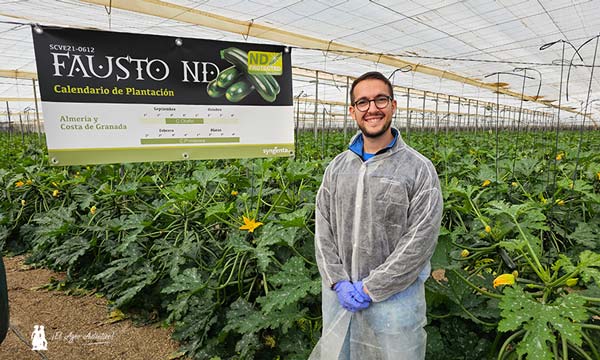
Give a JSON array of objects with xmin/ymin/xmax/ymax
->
[{"xmin": 313, "ymin": 71, "xmax": 443, "ymax": 359}]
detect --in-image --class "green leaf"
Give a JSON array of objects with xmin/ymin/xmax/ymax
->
[
  {"xmin": 46, "ymin": 235, "xmax": 91, "ymax": 268},
  {"xmin": 512, "ymin": 157, "xmax": 540, "ymax": 178},
  {"xmin": 552, "ymin": 254, "xmax": 575, "ymax": 273},
  {"xmin": 235, "ymin": 332, "xmax": 259, "ymax": 359},
  {"xmin": 169, "ymin": 291, "xmax": 217, "ymax": 349},
  {"xmin": 71, "ymin": 184, "xmax": 94, "ymax": 210},
  {"xmin": 204, "ymin": 202, "xmax": 234, "ymax": 222},
  {"xmin": 162, "ymin": 267, "xmax": 204, "ymax": 294},
  {"xmin": 33, "ymin": 204, "xmax": 77, "ymax": 237},
  {"xmin": 553, "ymin": 251, "xmax": 600, "ymax": 285},
  {"xmin": 112, "ymin": 264, "xmax": 157, "ymax": 307},
  {"xmin": 255, "ymin": 223, "xmax": 299, "ymax": 248},
  {"xmin": 114, "ymin": 182, "xmax": 139, "ymax": 195},
  {"xmin": 430, "ymin": 231, "xmax": 452, "ymax": 268},
  {"xmin": 192, "ymin": 168, "xmax": 227, "ymax": 187},
  {"xmin": 485, "ymin": 200, "xmax": 516, "ymax": 217},
  {"xmin": 278, "ymin": 206, "xmax": 311, "ymax": 228},
  {"xmin": 578, "ymin": 250, "xmax": 600, "ymax": 285},
  {"xmin": 257, "ymin": 257, "xmax": 320, "ymax": 313},
  {"xmin": 567, "ymin": 222, "xmax": 600, "ymax": 249},
  {"xmin": 499, "ymin": 239, "xmax": 526, "ymax": 253},
  {"xmin": 498, "ymin": 286, "xmax": 588, "ymax": 359},
  {"xmin": 254, "ymin": 245, "xmax": 275, "ymax": 273},
  {"xmin": 224, "ymin": 298, "xmax": 306, "ymax": 335},
  {"xmin": 476, "ymin": 165, "xmax": 496, "ymax": 183},
  {"xmin": 93, "ymin": 257, "xmax": 138, "ymax": 282}
]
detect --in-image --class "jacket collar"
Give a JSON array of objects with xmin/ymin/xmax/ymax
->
[{"xmin": 348, "ymin": 127, "xmax": 402, "ymax": 160}]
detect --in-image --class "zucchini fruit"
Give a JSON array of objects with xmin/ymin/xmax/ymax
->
[{"xmin": 497, "ymin": 248, "xmax": 517, "ymax": 270}]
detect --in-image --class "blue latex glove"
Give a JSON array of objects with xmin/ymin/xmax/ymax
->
[
  {"xmin": 353, "ymin": 281, "xmax": 372, "ymax": 303},
  {"xmin": 334, "ymin": 281, "xmax": 370, "ymax": 312}
]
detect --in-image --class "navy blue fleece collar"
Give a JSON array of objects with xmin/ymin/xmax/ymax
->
[{"xmin": 349, "ymin": 128, "xmax": 398, "ymax": 161}]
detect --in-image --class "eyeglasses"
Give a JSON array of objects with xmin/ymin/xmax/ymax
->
[{"xmin": 352, "ymin": 95, "xmax": 392, "ymax": 112}]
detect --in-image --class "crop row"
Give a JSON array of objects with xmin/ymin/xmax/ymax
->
[{"xmin": 1, "ymin": 129, "xmax": 599, "ymax": 359}]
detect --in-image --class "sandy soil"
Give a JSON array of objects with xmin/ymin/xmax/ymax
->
[{"xmin": 0, "ymin": 255, "xmax": 183, "ymax": 360}]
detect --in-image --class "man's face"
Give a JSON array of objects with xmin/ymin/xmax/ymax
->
[{"xmin": 349, "ymin": 78, "xmax": 396, "ymax": 139}]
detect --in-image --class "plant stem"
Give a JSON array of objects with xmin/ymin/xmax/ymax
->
[
  {"xmin": 262, "ymin": 272, "xmax": 269, "ymax": 295},
  {"xmin": 580, "ymin": 324, "xmax": 600, "ymax": 331},
  {"xmin": 581, "ymin": 330, "xmax": 599, "ymax": 359},
  {"xmin": 562, "ymin": 333, "xmax": 568, "ymax": 360},
  {"xmin": 581, "ymin": 296, "xmax": 600, "ymax": 303},
  {"xmin": 451, "ymin": 240, "xmax": 498, "ymax": 252},
  {"xmin": 497, "ymin": 330, "xmax": 525, "ymax": 360},
  {"xmin": 519, "ymin": 250, "xmax": 547, "ymax": 282},
  {"xmin": 567, "ymin": 341, "xmax": 594, "ymax": 360},
  {"xmin": 546, "ymin": 269, "xmax": 579, "ymax": 288},
  {"xmin": 451, "ymin": 269, "xmax": 502, "ymax": 299}
]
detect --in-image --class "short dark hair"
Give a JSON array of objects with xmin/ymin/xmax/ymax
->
[{"xmin": 350, "ymin": 71, "xmax": 394, "ymax": 103}]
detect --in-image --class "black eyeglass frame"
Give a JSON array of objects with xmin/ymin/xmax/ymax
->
[{"xmin": 352, "ymin": 95, "xmax": 393, "ymax": 112}]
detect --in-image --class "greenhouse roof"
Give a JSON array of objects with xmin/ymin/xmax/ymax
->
[{"xmin": 1, "ymin": 0, "xmax": 599, "ymax": 125}]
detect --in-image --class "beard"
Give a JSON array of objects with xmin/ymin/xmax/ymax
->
[{"xmin": 358, "ymin": 111, "xmax": 392, "ymax": 139}]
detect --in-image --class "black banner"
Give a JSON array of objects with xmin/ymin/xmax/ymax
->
[{"xmin": 32, "ymin": 26, "xmax": 292, "ymax": 106}]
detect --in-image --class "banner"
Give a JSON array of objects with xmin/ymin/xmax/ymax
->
[{"xmin": 31, "ymin": 26, "xmax": 294, "ymax": 165}]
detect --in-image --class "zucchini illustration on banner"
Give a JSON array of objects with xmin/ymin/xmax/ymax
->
[
  {"xmin": 216, "ymin": 66, "xmax": 243, "ymax": 89},
  {"xmin": 225, "ymin": 79, "xmax": 254, "ymax": 102},
  {"xmin": 220, "ymin": 47, "xmax": 280, "ymax": 102},
  {"xmin": 207, "ymin": 79, "xmax": 227, "ymax": 98}
]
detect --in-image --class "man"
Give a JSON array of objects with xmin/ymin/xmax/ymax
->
[{"xmin": 311, "ymin": 71, "xmax": 443, "ymax": 359}]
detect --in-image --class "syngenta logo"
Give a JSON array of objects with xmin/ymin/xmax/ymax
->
[{"xmin": 262, "ymin": 147, "xmax": 291, "ymax": 156}]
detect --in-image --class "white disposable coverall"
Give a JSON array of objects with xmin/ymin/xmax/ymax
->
[{"xmin": 310, "ymin": 130, "xmax": 443, "ymax": 360}]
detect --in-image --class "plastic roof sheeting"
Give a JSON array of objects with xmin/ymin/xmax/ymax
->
[{"xmin": 1, "ymin": 0, "xmax": 599, "ymax": 126}]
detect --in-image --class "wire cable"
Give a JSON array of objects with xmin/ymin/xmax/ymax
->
[{"xmin": 9, "ymin": 324, "xmax": 49, "ymax": 360}]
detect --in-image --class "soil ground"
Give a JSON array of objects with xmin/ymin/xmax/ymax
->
[{"xmin": 0, "ymin": 255, "xmax": 183, "ymax": 360}]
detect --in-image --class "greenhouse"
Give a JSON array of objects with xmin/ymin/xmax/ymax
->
[{"xmin": 0, "ymin": 1, "xmax": 599, "ymax": 359}]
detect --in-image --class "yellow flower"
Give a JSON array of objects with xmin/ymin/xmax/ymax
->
[
  {"xmin": 555, "ymin": 199, "xmax": 565, "ymax": 206},
  {"xmin": 240, "ymin": 216, "xmax": 263, "ymax": 233},
  {"xmin": 511, "ymin": 182, "xmax": 518, "ymax": 187},
  {"xmin": 555, "ymin": 153, "xmax": 563, "ymax": 161},
  {"xmin": 493, "ymin": 273, "xmax": 515, "ymax": 288},
  {"xmin": 264, "ymin": 335, "xmax": 276, "ymax": 348},
  {"xmin": 596, "ymin": 172, "xmax": 600, "ymax": 181},
  {"xmin": 482, "ymin": 179, "xmax": 491, "ymax": 187},
  {"xmin": 15, "ymin": 180, "xmax": 24, "ymax": 187},
  {"xmin": 566, "ymin": 278, "xmax": 578, "ymax": 287},
  {"xmin": 231, "ymin": 190, "xmax": 238, "ymax": 196},
  {"xmin": 21, "ymin": 199, "xmax": 26, "ymax": 206},
  {"xmin": 90, "ymin": 205, "xmax": 97, "ymax": 215},
  {"xmin": 26, "ymin": 179, "xmax": 33, "ymax": 185},
  {"xmin": 460, "ymin": 249, "xmax": 470, "ymax": 258},
  {"xmin": 52, "ymin": 189, "xmax": 60, "ymax": 197},
  {"xmin": 485, "ymin": 225, "xmax": 491, "ymax": 233}
]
